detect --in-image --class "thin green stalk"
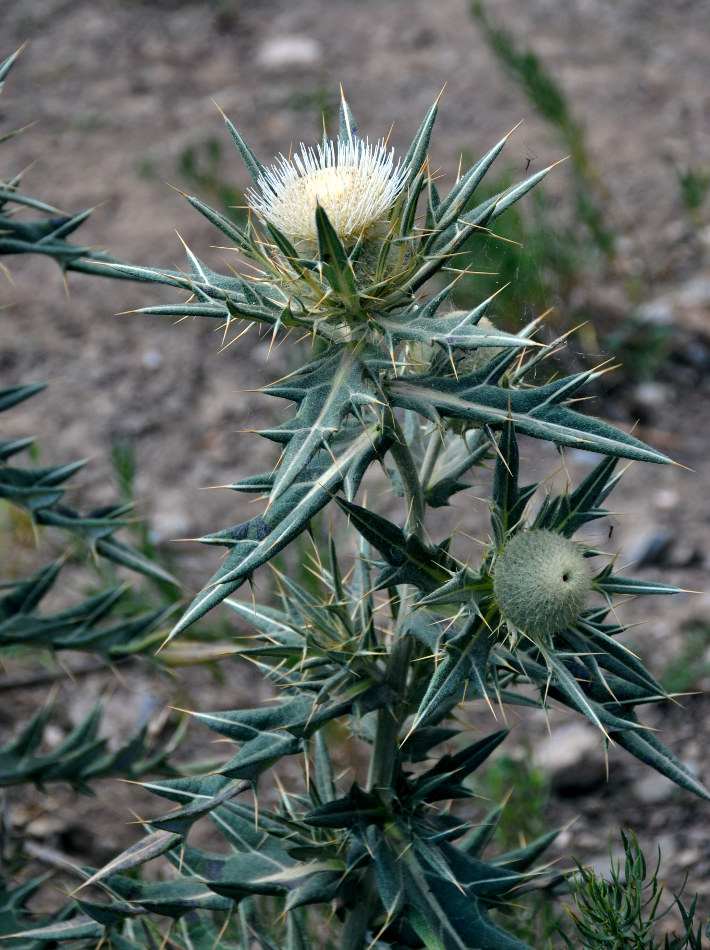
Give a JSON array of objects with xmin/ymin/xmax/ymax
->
[
  {"xmin": 387, "ymin": 415, "xmax": 426, "ymax": 539},
  {"xmin": 419, "ymin": 424, "xmax": 444, "ymax": 492}
]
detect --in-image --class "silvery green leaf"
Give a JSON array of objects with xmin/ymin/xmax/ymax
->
[
  {"xmin": 223, "ymin": 114, "xmax": 266, "ymax": 185},
  {"xmin": 104, "ymin": 876, "xmax": 233, "ymax": 918},
  {"xmin": 169, "ymin": 424, "xmax": 384, "ymax": 639},
  {"xmin": 387, "ymin": 373, "xmax": 672, "ymax": 464},
  {"xmin": 413, "ymin": 618, "xmax": 496, "ymax": 729}
]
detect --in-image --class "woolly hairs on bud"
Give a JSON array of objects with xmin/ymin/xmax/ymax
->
[{"xmin": 493, "ymin": 529, "xmax": 593, "ymax": 638}]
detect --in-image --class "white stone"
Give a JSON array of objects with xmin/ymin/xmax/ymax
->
[
  {"xmin": 533, "ymin": 722, "xmax": 608, "ymax": 792},
  {"xmin": 141, "ymin": 347, "xmax": 163, "ymax": 370},
  {"xmin": 631, "ymin": 770, "xmax": 676, "ymax": 804},
  {"xmin": 256, "ymin": 36, "xmax": 322, "ymax": 70}
]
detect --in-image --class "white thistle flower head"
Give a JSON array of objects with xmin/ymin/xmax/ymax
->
[{"xmin": 248, "ymin": 136, "xmax": 409, "ymax": 252}]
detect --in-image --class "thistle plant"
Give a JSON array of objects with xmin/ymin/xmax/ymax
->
[{"xmin": 3, "ymin": 53, "xmax": 709, "ymax": 949}]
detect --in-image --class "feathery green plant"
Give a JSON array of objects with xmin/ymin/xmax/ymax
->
[
  {"xmin": 562, "ymin": 830, "xmax": 709, "ymax": 949},
  {"xmin": 471, "ymin": 1, "xmax": 614, "ymax": 258},
  {"xmin": 2, "ymin": 45, "xmax": 708, "ymax": 950}
]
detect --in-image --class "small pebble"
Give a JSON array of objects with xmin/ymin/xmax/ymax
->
[
  {"xmin": 257, "ymin": 36, "xmax": 322, "ymax": 70},
  {"xmin": 654, "ymin": 489, "xmax": 680, "ymax": 509},
  {"xmin": 631, "ymin": 771, "xmax": 677, "ymax": 805},
  {"xmin": 534, "ymin": 722, "xmax": 608, "ymax": 795},
  {"xmin": 142, "ymin": 347, "xmax": 163, "ymax": 370}
]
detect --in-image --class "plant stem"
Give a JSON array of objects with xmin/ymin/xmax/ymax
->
[
  {"xmin": 368, "ymin": 408, "xmax": 426, "ymax": 796},
  {"xmin": 387, "ymin": 416, "xmax": 425, "ymax": 539},
  {"xmin": 367, "ymin": 587, "xmax": 416, "ymax": 796},
  {"xmin": 419, "ymin": 424, "xmax": 444, "ymax": 492},
  {"xmin": 340, "ymin": 867, "xmax": 377, "ymax": 950},
  {"xmin": 360, "ymin": 412, "xmax": 423, "ymax": 936}
]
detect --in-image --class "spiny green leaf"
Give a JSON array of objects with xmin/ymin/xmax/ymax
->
[
  {"xmin": 190, "ymin": 697, "xmax": 316, "ymax": 742},
  {"xmin": 149, "ymin": 778, "xmax": 250, "ymax": 835},
  {"xmin": 339, "ymin": 93, "xmax": 358, "ymax": 143},
  {"xmin": 220, "ymin": 730, "xmax": 302, "ymax": 780},
  {"xmin": 4, "ymin": 916, "xmax": 104, "ymax": 943},
  {"xmin": 0, "ymin": 459, "xmax": 86, "ymax": 510},
  {"xmin": 185, "ymin": 191, "xmax": 253, "ymax": 252},
  {"xmin": 283, "ymin": 869, "xmax": 343, "ymax": 910},
  {"xmin": 335, "ymin": 497, "xmax": 453, "ymax": 590},
  {"xmin": 459, "ymin": 806, "xmax": 505, "ymax": 859},
  {"xmin": 0, "ymin": 560, "xmax": 61, "ymax": 620},
  {"xmin": 492, "ymin": 830, "xmax": 560, "ymax": 872},
  {"xmin": 207, "ymin": 798, "xmax": 289, "ymax": 854},
  {"xmin": 139, "ymin": 772, "xmax": 235, "ymax": 805},
  {"xmin": 373, "ymin": 301, "xmax": 533, "ymax": 353},
  {"xmin": 401, "ymin": 842, "xmax": 533, "ymax": 950},
  {"xmin": 432, "ymin": 131, "xmax": 511, "ymax": 238},
  {"xmin": 0, "ymin": 382, "xmax": 46, "ymax": 413},
  {"xmin": 168, "ymin": 425, "xmax": 384, "ymax": 640},
  {"xmin": 413, "ymin": 616, "xmax": 496, "ymax": 728},
  {"xmin": 104, "ymin": 876, "xmax": 233, "ymax": 918},
  {"xmin": 548, "ymin": 454, "xmax": 620, "ymax": 536},
  {"xmin": 488, "ymin": 163, "xmax": 555, "ymax": 225},
  {"xmin": 538, "ymin": 644, "xmax": 605, "ymax": 733},
  {"xmin": 492, "ymin": 421, "xmax": 521, "ymax": 542},
  {"xmin": 367, "ymin": 825, "xmax": 405, "ymax": 919},
  {"xmin": 95, "ymin": 536, "xmax": 181, "ymax": 587},
  {"xmin": 264, "ymin": 346, "xmax": 379, "ymax": 504},
  {"xmin": 314, "ymin": 729, "xmax": 337, "ymax": 804},
  {"xmin": 411, "ymin": 731, "xmax": 509, "ymax": 804},
  {"xmin": 400, "ymin": 725, "xmax": 460, "ymax": 763},
  {"xmin": 303, "ymin": 783, "xmax": 384, "ymax": 828},
  {"xmin": 0, "ymin": 46, "xmax": 25, "ymax": 86},
  {"xmin": 387, "ymin": 373, "xmax": 672, "ymax": 464},
  {"xmin": 403, "ymin": 99, "xmax": 438, "ymax": 186},
  {"xmin": 564, "ymin": 621, "xmax": 665, "ymax": 696},
  {"xmin": 80, "ymin": 830, "xmax": 182, "ymax": 890},
  {"xmin": 612, "ymin": 718, "xmax": 710, "ymax": 801},
  {"xmin": 593, "ymin": 572, "xmax": 682, "ymax": 597},
  {"xmin": 178, "ymin": 843, "xmax": 294, "ymax": 900},
  {"xmin": 0, "ymin": 436, "xmax": 34, "ymax": 461},
  {"xmin": 225, "ymin": 598, "xmax": 304, "ymax": 647},
  {"xmin": 74, "ymin": 897, "xmax": 144, "ymax": 927},
  {"xmin": 315, "ymin": 204, "xmax": 357, "ymax": 302},
  {"xmin": 223, "ymin": 114, "xmax": 266, "ymax": 185}
]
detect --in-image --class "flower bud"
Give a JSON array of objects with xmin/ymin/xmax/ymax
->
[{"xmin": 493, "ymin": 529, "xmax": 592, "ymax": 638}]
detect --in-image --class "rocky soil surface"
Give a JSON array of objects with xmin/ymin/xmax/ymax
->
[{"xmin": 2, "ymin": 0, "xmax": 710, "ymax": 936}]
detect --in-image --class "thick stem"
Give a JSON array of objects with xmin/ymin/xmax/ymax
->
[
  {"xmin": 357, "ymin": 411, "xmax": 423, "ymax": 938},
  {"xmin": 367, "ymin": 588, "xmax": 416, "ymax": 796},
  {"xmin": 340, "ymin": 869, "xmax": 377, "ymax": 950},
  {"xmin": 367, "ymin": 411, "xmax": 425, "ymax": 795}
]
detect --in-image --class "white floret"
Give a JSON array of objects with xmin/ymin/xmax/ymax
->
[{"xmin": 248, "ymin": 137, "xmax": 409, "ymax": 250}]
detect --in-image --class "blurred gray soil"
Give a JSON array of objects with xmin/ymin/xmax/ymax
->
[{"xmin": 2, "ymin": 0, "xmax": 710, "ymax": 922}]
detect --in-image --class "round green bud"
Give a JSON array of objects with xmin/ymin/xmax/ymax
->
[{"xmin": 493, "ymin": 529, "xmax": 592, "ymax": 638}]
